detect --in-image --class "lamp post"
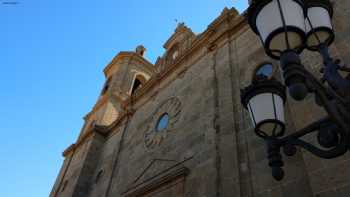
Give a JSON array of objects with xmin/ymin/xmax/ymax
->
[{"xmin": 241, "ymin": 0, "xmax": 350, "ymax": 181}]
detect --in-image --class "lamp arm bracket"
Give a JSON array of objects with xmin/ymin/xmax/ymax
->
[
  {"xmin": 285, "ymin": 137, "xmax": 348, "ymax": 159},
  {"xmin": 318, "ymin": 44, "xmax": 350, "ymax": 91},
  {"xmin": 275, "ymin": 117, "xmax": 349, "ymax": 159},
  {"xmin": 339, "ymin": 66, "xmax": 350, "ymax": 73},
  {"xmin": 294, "ymin": 64, "xmax": 350, "ymax": 135},
  {"xmin": 281, "ymin": 117, "xmax": 329, "ymax": 140}
]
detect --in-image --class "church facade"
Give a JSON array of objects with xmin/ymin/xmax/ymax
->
[{"xmin": 50, "ymin": 1, "xmax": 350, "ymax": 197}]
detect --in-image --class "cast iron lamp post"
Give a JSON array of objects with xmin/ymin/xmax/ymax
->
[{"xmin": 240, "ymin": 0, "xmax": 350, "ymax": 181}]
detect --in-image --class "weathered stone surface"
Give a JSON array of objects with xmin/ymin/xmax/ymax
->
[{"xmin": 51, "ymin": 2, "xmax": 350, "ymax": 197}]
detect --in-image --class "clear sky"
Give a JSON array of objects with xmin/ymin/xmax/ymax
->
[{"xmin": 0, "ymin": 1, "xmax": 248, "ymax": 196}]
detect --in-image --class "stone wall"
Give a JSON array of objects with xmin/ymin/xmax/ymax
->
[{"xmin": 51, "ymin": 1, "xmax": 350, "ymax": 196}]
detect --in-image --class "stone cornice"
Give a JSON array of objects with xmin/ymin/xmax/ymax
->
[
  {"xmin": 89, "ymin": 94, "xmax": 108, "ymax": 117},
  {"xmin": 62, "ymin": 129, "xmax": 95, "ymax": 157},
  {"xmin": 103, "ymin": 52, "xmax": 154, "ymax": 77},
  {"xmin": 84, "ymin": 90, "xmax": 129, "ymax": 121},
  {"xmin": 63, "ymin": 108, "xmax": 135, "ymax": 157}
]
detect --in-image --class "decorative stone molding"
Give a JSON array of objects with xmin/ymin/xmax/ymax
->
[
  {"xmin": 103, "ymin": 52, "xmax": 154, "ymax": 78},
  {"xmin": 122, "ymin": 157, "xmax": 192, "ymax": 197},
  {"xmin": 144, "ymin": 97, "xmax": 182, "ymax": 149}
]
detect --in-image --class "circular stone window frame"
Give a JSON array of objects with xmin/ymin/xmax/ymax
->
[
  {"xmin": 144, "ymin": 97, "xmax": 181, "ymax": 149},
  {"xmin": 252, "ymin": 62, "xmax": 277, "ymax": 81}
]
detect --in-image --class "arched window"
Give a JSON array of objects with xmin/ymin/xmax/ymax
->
[
  {"xmin": 101, "ymin": 77, "xmax": 112, "ymax": 95},
  {"xmin": 166, "ymin": 43, "xmax": 180, "ymax": 64},
  {"xmin": 253, "ymin": 63, "xmax": 274, "ymax": 81},
  {"xmin": 131, "ymin": 74, "xmax": 147, "ymax": 94}
]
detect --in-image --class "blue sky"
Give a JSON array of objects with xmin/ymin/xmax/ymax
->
[{"xmin": 0, "ymin": 1, "xmax": 247, "ymax": 196}]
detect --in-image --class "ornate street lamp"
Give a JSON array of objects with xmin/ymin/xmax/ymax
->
[
  {"xmin": 248, "ymin": 0, "xmax": 307, "ymax": 59},
  {"xmin": 241, "ymin": 0, "xmax": 350, "ymax": 181},
  {"xmin": 241, "ymin": 79, "xmax": 287, "ymax": 139},
  {"xmin": 305, "ymin": 0, "xmax": 334, "ymax": 51}
]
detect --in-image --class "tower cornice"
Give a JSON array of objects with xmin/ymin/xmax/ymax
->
[{"xmin": 103, "ymin": 52, "xmax": 154, "ymax": 78}]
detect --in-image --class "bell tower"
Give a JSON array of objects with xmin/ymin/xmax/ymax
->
[
  {"xmin": 79, "ymin": 45, "xmax": 156, "ymax": 136},
  {"xmin": 50, "ymin": 45, "xmax": 156, "ymax": 197}
]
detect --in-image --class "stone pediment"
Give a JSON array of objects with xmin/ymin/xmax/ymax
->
[
  {"xmin": 122, "ymin": 157, "xmax": 192, "ymax": 197},
  {"xmin": 163, "ymin": 23, "xmax": 196, "ymax": 50},
  {"xmin": 156, "ymin": 23, "xmax": 197, "ymax": 69}
]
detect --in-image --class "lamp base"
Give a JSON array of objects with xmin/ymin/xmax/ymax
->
[{"xmin": 267, "ymin": 139, "xmax": 285, "ymax": 181}]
